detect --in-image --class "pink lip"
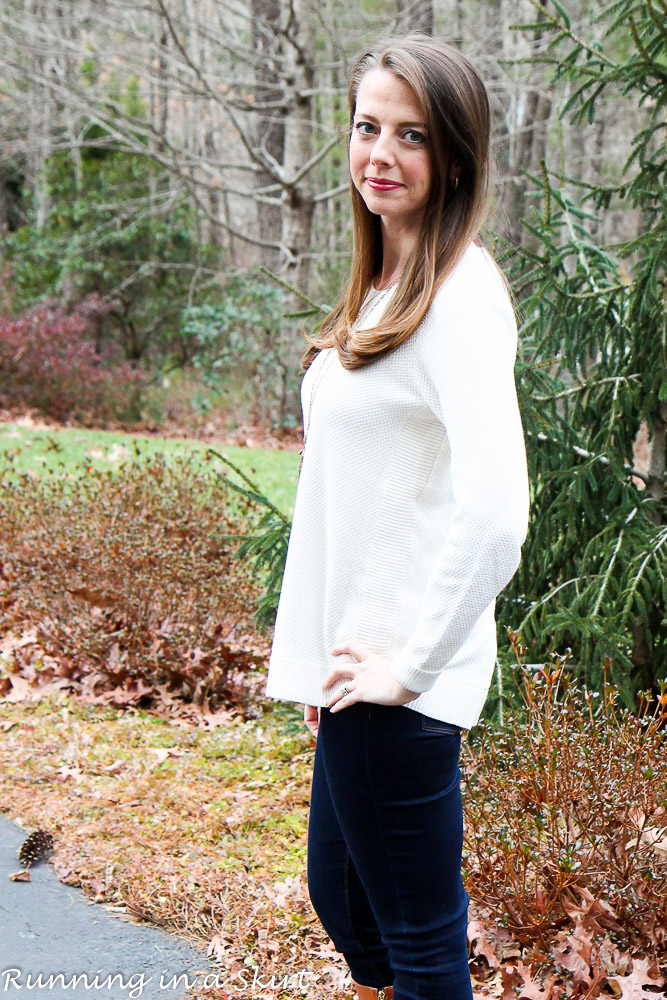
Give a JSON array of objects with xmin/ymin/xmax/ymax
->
[{"xmin": 366, "ymin": 178, "xmax": 402, "ymax": 190}]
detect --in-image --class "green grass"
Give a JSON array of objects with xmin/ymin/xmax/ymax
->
[{"xmin": 0, "ymin": 420, "xmax": 300, "ymax": 516}]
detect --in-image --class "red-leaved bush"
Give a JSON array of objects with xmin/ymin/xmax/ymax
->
[
  {"xmin": 0, "ymin": 295, "xmax": 145, "ymax": 423},
  {"xmin": 463, "ymin": 633, "xmax": 667, "ymax": 956}
]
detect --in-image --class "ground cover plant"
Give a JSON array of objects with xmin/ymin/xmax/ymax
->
[
  {"xmin": 0, "ymin": 695, "xmax": 324, "ymax": 997},
  {"xmin": 0, "ymin": 449, "xmax": 278, "ymax": 719},
  {"xmin": 463, "ymin": 633, "xmax": 667, "ymax": 996}
]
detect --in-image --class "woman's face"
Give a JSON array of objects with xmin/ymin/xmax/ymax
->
[{"xmin": 349, "ymin": 68, "xmax": 432, "ymax": 230}]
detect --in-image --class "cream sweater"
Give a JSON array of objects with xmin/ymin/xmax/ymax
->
[{"xmin": 265, "ymin": 242, "xmax": 530, "ymax": 729}]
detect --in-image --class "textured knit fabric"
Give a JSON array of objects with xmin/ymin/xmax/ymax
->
[{"xmin": 265, "ymin": 241, "xmax": 530, "ymax": 729}]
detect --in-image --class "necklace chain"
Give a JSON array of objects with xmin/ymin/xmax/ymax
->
[
  {"xmin": 302, "ymin": 348, "xmax": 336, "ymax": 454},
  {"xmin": 358, "ymin": 278, "xmax": 398, "ymax": 324},
  {"xmin": 298, "ymin": 281, "xmax": 397, "ymax": 475}
]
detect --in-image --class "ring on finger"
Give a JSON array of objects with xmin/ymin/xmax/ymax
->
[{"xmin": 342, "ymin": 685, "xmax": 350, "ymax": 697}]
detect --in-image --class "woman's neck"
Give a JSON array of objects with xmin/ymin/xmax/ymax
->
[{"xmin": 375, "ymin": 215, "xmax": 421, "ymax": 290}]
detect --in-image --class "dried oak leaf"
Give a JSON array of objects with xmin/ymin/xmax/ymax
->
[
  {"xmin": 148, "ymin": 747, "xmax": 185, "ymax": 767},
  {"xmin": 468, "ymin": 918, "xmax": 501, "ymax": 969},
  {"xmin": 513, "ymin": 963, "xmax": 559, "ymax": 1000},
  {"xmin": 606, "ymin": 957, "xmax": 664, "ymax": 1000},
  {"xmin": 554, "ymin": 920, "xmax": 595, "ymax": 984},
  {"xmin": 563, "ymin": 886, "xmax": 623, "ymax": 934},
  {"xmin": 471, "ymin": 967, "xmax": 512, "ymax": 999}
]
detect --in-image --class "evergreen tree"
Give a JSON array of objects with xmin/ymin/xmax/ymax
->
[{"xmin": 498, "ymin": 0, "xmax": 667, "ymax": 702}]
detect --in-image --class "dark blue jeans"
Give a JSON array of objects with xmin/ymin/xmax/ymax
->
[{"xmin": 307, "ymin": 702, "xmax": 473, "ymax": 1000}]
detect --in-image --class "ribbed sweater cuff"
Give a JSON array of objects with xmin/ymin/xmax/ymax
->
[{"xmin": 390, "ymin": 654, "xmax": 440, "ymax": 695}]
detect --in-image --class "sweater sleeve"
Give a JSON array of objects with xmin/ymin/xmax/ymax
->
[{"xmin": 389, "ymin": 258, "xmax": 530, "ymax": 695}]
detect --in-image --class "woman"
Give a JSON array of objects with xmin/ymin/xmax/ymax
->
[{"xmin": 265, "ymin": 34, "xmax": 530, "ymax": 1000}]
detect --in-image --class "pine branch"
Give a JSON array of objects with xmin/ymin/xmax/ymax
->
[
  {"xmin": 591, "ymin": 511, "xmax": 635, "ymax": 617},
  {"xmin": 532, "ymin": 374, "xmax": 642, "ymax": 402},
  {"xmin": 528, "ymin": 431, "xmax": 654, "ymax": 486},
  {"xmin": 258, "ymin": 266, "xmax": 331, "ymax": 314},
  {"xmin": 205, "ymin": 449, "xmax": 290, "ymax": 524},
  {"xmin": 204, "ymin": 449, "xmax": 293, "ymax": 634}
]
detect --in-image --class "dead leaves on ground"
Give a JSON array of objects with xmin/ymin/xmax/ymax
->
[
  {"xmin": 1, "ymin": 680, "xmax": 666, "ymax": 998},
  {"xmin": 0, "ymin": 624, "xmax": 268, "ymax": 729},
  {"xmin": 468, "ymin": 903, "xmax": 666, "ymax": 999}
]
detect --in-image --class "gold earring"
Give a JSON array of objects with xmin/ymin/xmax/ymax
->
[{"xmin": 453, "ymin": 176, "xmax": 459, "ymax": 190}]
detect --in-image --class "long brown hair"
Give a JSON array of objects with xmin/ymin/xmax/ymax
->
[{"xmin": 302, "ymin": 35, "xmax": 492, "ymax": 372}]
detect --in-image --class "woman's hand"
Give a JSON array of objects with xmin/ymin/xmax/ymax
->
[
  {"xmin": 323, "ymin": 640, "xmax": 418, "ymax": 712},
  {"xmin": 304, "ymin": 704, "xmax": 320, "ymax": 737}
]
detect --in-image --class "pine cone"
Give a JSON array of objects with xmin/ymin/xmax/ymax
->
[{"xmin": 17, "ymin": 829, "xmax": 54, "ymax": 867}]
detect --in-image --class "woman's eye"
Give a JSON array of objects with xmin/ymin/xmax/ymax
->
[
  {"xmin": 354, "ymin": 121, "xmax": 376, "ymax": 136},
  {"xmin": 404, "ymin": 129, "xmax": 426, "ymax": 144}
]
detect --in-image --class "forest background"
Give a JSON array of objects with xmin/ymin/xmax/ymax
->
[
  {"xmin": 2, "ymin": 0, "xmax": 664, "ymax": 697},
  {"xmin": 0, "ymin": 0, "xmax": 667, "ymax": 704}
]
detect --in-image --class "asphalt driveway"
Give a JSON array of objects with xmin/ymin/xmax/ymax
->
[{"xmin": 0, "ymin": 813, "xmax": 216, "ymax": 1000}]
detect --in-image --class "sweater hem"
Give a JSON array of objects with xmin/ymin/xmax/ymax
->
[{"xmin": 265, "ymin": 656, "xmax": 492, "ymax": 730}]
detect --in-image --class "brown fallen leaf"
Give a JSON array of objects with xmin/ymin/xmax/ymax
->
[
  {"xmin": 607, "ymin": 957, "xmax": 665, "ymax": 1000},
  {"xmin": 207, "ymin": 933, "xmax": 230, "ymax": 962},
  {"xmin": 563, "ymin": 886, "xmax": 623, "ymax": 934},
  {"xmin": 201, "ymin": 709, "xmax": 234, "ymax": 729},
  {"xmin": 471, "ymin": 968, "xmax": 508, "ymax": 999},
  {"xmin": 262, "ymin": 874, "xmax": 303, "ymax": 908},
  {"xmin": 513, "ymin": 963, "xmax": 558, "ymax": 1000},
  {"xmin": 554, "ymin": 920, "xmax": 594, "ymax": 984},
  {"xmin": 468, "ymin": 918, "xmax": 501, "ymax": 969},
  {"xmin": 315, "ymin": 964, "xmax": 350, "ymax": 991},
  {"xmin": 153, "ymin": 682, "xmax": 178, "ymax": 705},
  {"xmin": 148, "ymin": 747, "xmax": 185, "ymax": 766},
  {"xmin": 2, "ymin": 674, "xmax": 31, "ymax": 703},
  {"xmin": 625, "ymin": 826, "xmax": 667, "ymax": 851},
  {"xmin": 0, "ymin": 672, "xmax": 72, "ymax": 705},
  {"xmin": 88, "ymin": 875, "xmax": 107, "ymax": 903},
  {"xmin": 9, "ymin": 869, "xmax": 31, "ymax": 882},
  {"xmin": 102, "ymin": 760, "xmax": 125, "ymax": 774},
  {"xmin": 56, "ymin": 763, "xmax": 82, "ymax": 780},
  {"xmin": 598, "ymin": 937, "xmax": 627, "ymax": 977},
  {"xmin": 0, "ymin": 628, "xmax": 38, "ymax": 654},
  {"xmin": 500, "ymin": 965, "xmax": 521, "ymax": 1000}
]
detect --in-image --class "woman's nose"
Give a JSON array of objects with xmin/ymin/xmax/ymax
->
[{"xmin": 369, "ymin": 130, "xmax": 395, "ymax": 166}]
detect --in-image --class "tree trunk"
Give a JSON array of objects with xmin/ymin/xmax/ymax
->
[
  {"xmin": 630, "ymin": 285, "xmax": 666, "ymax": 681},
  {"xmin": 25, "ymin": 0, "xmax": 54, "ymax": 230},
  {"xmin": 252, "ymin": 0, "xmax": 284, "ymax": 269},
  {"xmin": 499, "ymin": 0, "xmax": 552, "ymax": 248},
  {"xmin": 0, "ymin": 168, "xmax": 10, "ymax": 236},
  {"xmin": 646, "ymin": 403, "xmax": 666, "ymax": 519},
  {"xmin": 279, "ymin": 0, "xmax": 315, "ymax": 297},
  {"xmin": 507, "ymin": 93, "xmax": 552, "ymax": 244}
]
